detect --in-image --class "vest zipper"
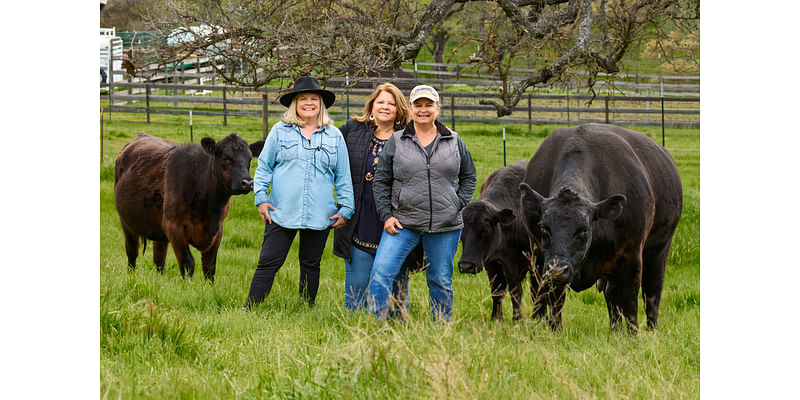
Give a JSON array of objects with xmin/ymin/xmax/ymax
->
[
  {"xmin": 426, "ymin": 137, "xmax": 437, "ymax": 232},
  {"xmin": 427, "ymin": 160, "xmax": 433, "ymax": 231}
]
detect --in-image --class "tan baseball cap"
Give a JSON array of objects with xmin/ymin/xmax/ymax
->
[{"xmin": 409, "ymin": 85, "xmax": 440, "ymax": 104}]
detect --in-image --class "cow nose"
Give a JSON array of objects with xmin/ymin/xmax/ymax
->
[
  {"xmin": 241, "ymin": 178, "xmax": 254, "ymax": 190},
  {"xmin": 544, "ymin": 260, "xmax": 571, "ymax": 283},
  {"xmin": 458, "ymin": 261, "xmax": 481, "ymax": 274}
]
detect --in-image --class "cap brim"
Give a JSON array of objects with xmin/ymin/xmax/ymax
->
[{"xmin": 410, "ymin": 95, "xmax": 438, "ymax": 104}]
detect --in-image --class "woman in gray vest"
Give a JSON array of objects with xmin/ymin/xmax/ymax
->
[{"xmin": 368, "ymin": 85, "xmax": 477, "ymax": 321}]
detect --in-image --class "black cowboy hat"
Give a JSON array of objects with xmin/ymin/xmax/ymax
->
[{"xmin": 279, "ymin": 76, "xmax": 336, "ymax": 108}]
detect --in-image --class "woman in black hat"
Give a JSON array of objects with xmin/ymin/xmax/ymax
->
[{"xmin": 246, "ymin": 76, "xmax": 355, "ymax": 308}]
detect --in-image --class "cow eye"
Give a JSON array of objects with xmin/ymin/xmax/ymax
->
[{"xmin": 577, "ymin": 227, "xmax": 589, "ymax": 238}]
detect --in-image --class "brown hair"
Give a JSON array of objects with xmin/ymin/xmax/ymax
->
[{"xmin": 353, "ymin": 83, "xmax": 410, "ymax": 127}]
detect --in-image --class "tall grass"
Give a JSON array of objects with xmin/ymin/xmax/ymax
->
[{"xmin": 100, "ymin": 113, "xmax": 699, "ymax": 399}]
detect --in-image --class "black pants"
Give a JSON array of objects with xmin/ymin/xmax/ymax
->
[{"xmin": 246, "ymin": 223, "xmax": 330, "ymax": 308}]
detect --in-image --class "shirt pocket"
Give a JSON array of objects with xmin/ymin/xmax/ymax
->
[
  {"xmin": 318, "ymin": 141, "xmax": 338, "ymax": 171},
  {"xmin": 277, "ymin": 140, "xmax": 299, "ymax": 163}
]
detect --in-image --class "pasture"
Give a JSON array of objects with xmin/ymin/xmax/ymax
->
[{"xmin": 100, "ymin": 113, "xmax": 699, "ymax": 399}]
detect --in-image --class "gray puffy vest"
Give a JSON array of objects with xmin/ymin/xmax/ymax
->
[{"xmin": 390, "ymin": 129, "xmax": 463, "ymax": 232}]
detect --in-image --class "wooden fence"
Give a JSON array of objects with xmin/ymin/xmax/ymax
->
[{"xmin": 100, "ymin": 57, "xmax": 699, "ymax": 137}]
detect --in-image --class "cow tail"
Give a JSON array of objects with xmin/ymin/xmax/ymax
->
[{"xmin": 140, "ymin": 237, "xmax": 147, "ymax": 256}]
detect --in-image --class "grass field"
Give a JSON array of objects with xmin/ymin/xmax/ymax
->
[{"xmin": 100, "ymin": 112, "xmax": 699, "ymax": 399}]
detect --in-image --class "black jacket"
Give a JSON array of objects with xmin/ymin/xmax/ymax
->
[{"xmin": 333, "ymin": 119, "xmax": 374, "ymax": 260}]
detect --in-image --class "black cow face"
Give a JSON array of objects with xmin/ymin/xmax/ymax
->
[
  {"xmin": 202, "ymin": 134, "xmax": 263, "ymax": 195},
  {"xmin": 458, "ymin": 201, "xmax": 515, "ymax": 274},
  {"xmin": 519, "ymin": 183, "xmax": 625, "ymax": 286}
]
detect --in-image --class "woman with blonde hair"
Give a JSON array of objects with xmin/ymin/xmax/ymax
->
[
  {"xmin": 333, "ymin": 83, "xmax": 423, "ymax": 312},
  {"xmin": 246, "ymin": 76, "xmax": 354, "ymax": 308}
]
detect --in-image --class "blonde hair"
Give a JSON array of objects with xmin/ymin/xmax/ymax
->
[
  {"xmin": 353, "ymin": 83, "xmax": 410, "ymax": 127},
  {"xmin": 281, "ymin": 93, "xmax": 333, "ymax": 127}
]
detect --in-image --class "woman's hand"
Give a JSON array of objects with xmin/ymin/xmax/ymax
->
[
  {"xmin": 329, "ymin": 213, "xmax": 348, "ymax": 229},
  {"xmin": 257, "ymin": 202, "xmax": 276, "ymax": 225},
  {"xmin": 383, "ymin": 216, "xmax": 403, "ymax": 235}
]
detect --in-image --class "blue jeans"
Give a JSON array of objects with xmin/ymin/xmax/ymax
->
[
  {"xmin": 368, "ymin": 228, "xmax": 462, "ymax": 321},
  {"xmin": 345, "ymin": 244, "xmax": 409, "ymax": 312}
]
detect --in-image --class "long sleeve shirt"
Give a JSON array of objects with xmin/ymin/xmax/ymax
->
[{"xmin": 254, "ymin": 121, "xmax": 354, "ymax": 230}]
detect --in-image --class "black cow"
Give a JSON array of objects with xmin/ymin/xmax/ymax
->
[
  {"xmin": 458, "ymin": 160, "xmax": 534, "ymax": 321},
  {"xmin": 114, "ymin": 132, "xmax": 264, "ymax": 281},
  {"xmin": 518, "ymin": 123, "xmax": 682, "ymax": 332}
]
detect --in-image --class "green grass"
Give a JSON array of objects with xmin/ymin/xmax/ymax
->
[{"xmin": 100, "ymin": 112, "xmax": 699, "ymax": 399}]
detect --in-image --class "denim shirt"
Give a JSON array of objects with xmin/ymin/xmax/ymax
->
[{"xmin": 254, "ymin": 122, "xmax": 355, "ymax": 230}]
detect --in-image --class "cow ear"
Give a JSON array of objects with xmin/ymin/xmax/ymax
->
[
  {"xmin": 518, "ymin": 182, "xmax": 544, "ymax": 220},
  {"xmin": 201, "ymin": 137, "xmax": 216, "ymax": 155},
  {"xmin": 250, "ymin": 140, "xmax": 265, "ymax": 158},
  {"xmin": 496, "ymin": 208, "xmax": 516, "ymax": 225},
  {"xmin": 594, "ymin": 194, "xmax": 626, "ymax": 221}
]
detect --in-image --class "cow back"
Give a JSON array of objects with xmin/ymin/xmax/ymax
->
[{"xmin": 114, "ymin": 134, "xmax": 177, "ymax": 241}]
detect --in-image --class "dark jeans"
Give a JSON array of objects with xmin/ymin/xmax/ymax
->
[{"xmin": 246, "ymin": 223, "xmax": 330, "ymax": 308}]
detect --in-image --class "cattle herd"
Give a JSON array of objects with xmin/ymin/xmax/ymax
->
[{"xmin": 113, "ymin": 123, "xmax": 682, "ymax": 332}]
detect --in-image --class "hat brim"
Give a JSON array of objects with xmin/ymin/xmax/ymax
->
[{"xmin": 279, "ymin": 89, "xmax": 336, "ymax": 109}]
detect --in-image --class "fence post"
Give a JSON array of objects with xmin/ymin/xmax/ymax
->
[
  {"xmin": 127, "ymin": 73, "xmax": 132, "ymax": 95},
  {"xmin": 661, "ymin": 81, "xmax": 665, "ymax": 146},
  {"xmin": 502, "ymin": 127, "xmax": 507, "ymax": 166},
  {"xmin": 604, "ymin": 95, "xmax": 610, "ymax": 124},
  {"xmin": 197, "ymin": 56, "xmax": 202, "ymax": 85},
  {"xmin": 100, "ymin": 107, "xmax": 104, "ymax": 166},
  {"xmin": 566, "ymin": 89, "xmax": 570, "ymax": 126},
  {"xmin": 173, "ymin": 62, "xmax": 178, "ymax": 107},
  {"xmin": 145, "ymin": 83, "xmax": 151, "ymax": 123},
  {"xmin": 528, "ymin": 93, "xmax": 532, "ymax": 133},
  {"xmin": 223, "ymin": 87, "xmax": 228, "ymax": 127},
  {"xmin": 346, "ymin": 74, "xmax": 350, "ymax": 119},
  {"xmin": 189, "ymin": 110, "xmax": 193, "ymax": 142},
  {"xmin": 413, "ymin": 60, "xmax": 418, "ymax": 84},
  {"xmin": 450, "ymin": 94, "xmax": 455, "ymax": 131},
  {"xmin": 268, "ymin": 91, "xmax": 269, "ymax": 140}
]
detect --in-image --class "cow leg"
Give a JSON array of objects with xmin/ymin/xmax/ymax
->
[
  {"xmin": 152, "ymin": 241, "xmax": 169, "ymax": 274},
  {"xmin": 509, "ymin": 280, "xmax": 523, "ymax": 321},
  {"xmin": 529, "ymin": 249, "xmax": 549, "ymax": 320},
  {"xmin": 530, "ymin": 267, "xmax": 549, "ymax": 320},
  {"xmin": 122, "ymin": 228, "xmax": 139, "ymax": 270},
  {"xmin": 641, "ymin": 240, "xmax": 671, "ymax": 330},
  {"xmin": 546, "ymin": 285, "xmax": 566, "ymax": 331},
  {"xmin": 602, "ymin": 277, "xmax": 623, "ymax": 329},
  {"xmin": 604, "ymin": 258, "xmax": 642, "ymax": 334},
  {"xmin": 171, "ymin": 242, "xmax": 195, "ymax": 278},
  {"xmin": 486, "ymin": 264, "xmax": 506, "ymax": 321},
  {"xmin": 201, "ymin": 244, "xmax": 220, "ymax": 283}
]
